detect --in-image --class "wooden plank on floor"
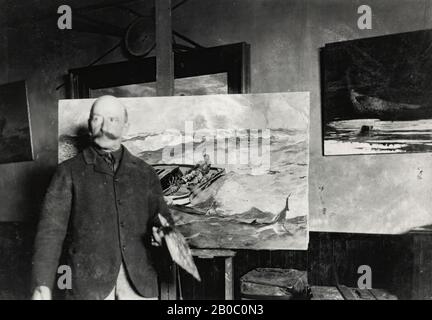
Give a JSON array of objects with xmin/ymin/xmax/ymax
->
[
  {"xmin": 369, "ymin": 288, "xmax": 398, "ymax": 300},
  {"xmin": 352, "ymin": 288, "xmax": 375, "ymax": 300},
  {"xmin": 337, "ymin": 285, "xmax": 358, "ymax": 300},
  {"xmin": 311, "ymin": 286, "xmax": 343, "ymax": 300}
]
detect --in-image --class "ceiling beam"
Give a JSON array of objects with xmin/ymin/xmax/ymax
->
[{"xmin": 156, "ymin": 0, "xmax": 174, "ymax": 96}]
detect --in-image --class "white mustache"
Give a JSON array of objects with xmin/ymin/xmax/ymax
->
[{"xmin": 93, "ymin": 130, "xmax": 117, "ymax": 140}]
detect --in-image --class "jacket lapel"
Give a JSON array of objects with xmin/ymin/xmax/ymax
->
[
  {"xmin": 82, "ymin": 145, "xmax": 138, "ymax": 177},
  {"xmin": 115, "ymin": 146, "xmax": 138, "ymax": 179},
  {"xmin": 82, "ymin": 146, "xmax": 114, "ymax": 176}
]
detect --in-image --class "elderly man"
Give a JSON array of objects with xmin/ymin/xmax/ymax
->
[{"xmin": 31, "ymin": 95, "xmax": 173, "ymax": 300}]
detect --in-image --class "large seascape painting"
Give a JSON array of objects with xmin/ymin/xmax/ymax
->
[
  {"xmin": 323, "ymin": 29, "xmax": 432, "ymax": 155},
  {"xmin": 58, "ymin": 93, "xmax": 310, "ymax": 250}
]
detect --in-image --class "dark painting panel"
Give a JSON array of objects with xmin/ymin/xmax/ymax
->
[
  {"xmin": 90, "ymin": 73, "xmax": 228, "ymax": 98},
  {"xmin": 322, "ymin": 29, "xmax": 432, "ymax": 155},
  {"xmin": 0, "ymin": 81, "xmax": 33, "ymax": 164}
]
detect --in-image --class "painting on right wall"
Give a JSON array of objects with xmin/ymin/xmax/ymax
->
[{"xmin": 322, "ymin": 29, "xmax": 432, "ymax": 155}]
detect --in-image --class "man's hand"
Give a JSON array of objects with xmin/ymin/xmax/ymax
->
[
  {"xmin": 151, "ymin": 214, "xmax": 171, "ymax": 247},
  {"xmin": 31, "ymin": 286, "xmax": 52, "ymax": 300}
]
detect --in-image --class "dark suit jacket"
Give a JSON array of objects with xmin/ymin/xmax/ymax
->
[{"xmin": 32, "ymin": 146, "xmax": 174, "ymax": 299}]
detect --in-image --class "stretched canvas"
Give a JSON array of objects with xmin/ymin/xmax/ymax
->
[
  {"xmin": 0, "ymin": 80, "xmax": 33, "ymax": 164},
  {"xmin": 58, "ymin": 93, "xmax": 309, "ymax": 250},
  {"xmin": 323, "ymin": 29, "xmax": 432, "ymax": 155}
]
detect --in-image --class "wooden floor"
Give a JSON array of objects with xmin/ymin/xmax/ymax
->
[{"xmin": 310, "ymin": 286, "xmax": 398, "ymax": 300}]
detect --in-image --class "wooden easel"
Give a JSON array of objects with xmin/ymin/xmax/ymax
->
[
  {"xmin": 155, "ymin": 1, "xmax": 241, "ymax": 301},
  {"xmin": 156, "ymin": 0, "xmax": 177, "ymax": 300},
  {"xmin": 192, "ymin": 249, "xmax": 237, "ymax": 300}
]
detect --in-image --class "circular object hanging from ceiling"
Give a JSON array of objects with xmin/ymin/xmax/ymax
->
[{"xmin": 124, "ymin": 17, "xmax": 156, "ymax": 57}]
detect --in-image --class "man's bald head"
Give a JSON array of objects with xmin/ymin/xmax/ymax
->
[
  {"xmin": 88, "ymin": 95, "xmax": 129, "ymax": 151},
  {"xmin": 89, "ymin": 95, "xmax": 128, "ymax": 123}
]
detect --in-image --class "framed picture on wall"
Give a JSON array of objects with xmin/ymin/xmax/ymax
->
[
  {"xmin": 0, "ymin": 80, "xmax": 34, "ymax": 164},
  {"xmin": 321, "ymin": 29, "xmax": 432, "ymax": 156},
  {"xmin": 68, "ymin": 42, "xmax": 250, "ymax": 98}
]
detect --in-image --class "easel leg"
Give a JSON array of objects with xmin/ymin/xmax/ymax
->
[
  {"xmin": 161, "ymin": 262, "xmax": 177, "ymax": 300},
  {"xmin": 156, "ymin": 0, "xmax": 177, "ymax": 302},
  {"xmin": 225, "ymin": 257, "xmax": 234, "ymax": 300}
]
